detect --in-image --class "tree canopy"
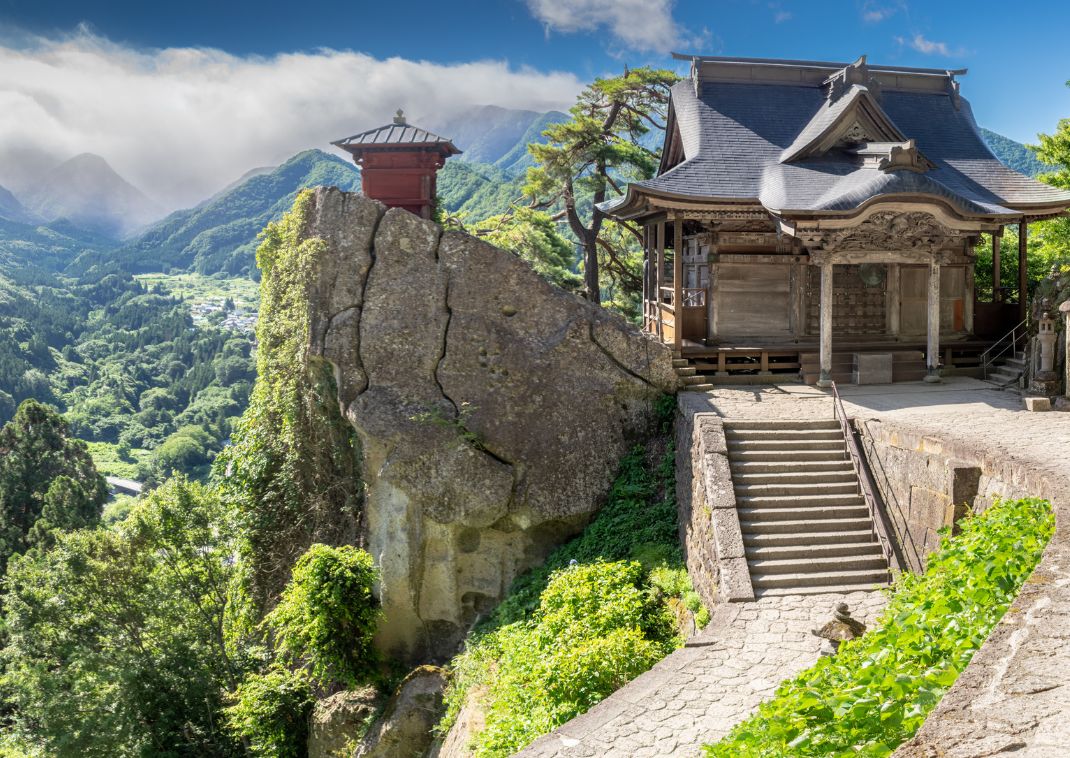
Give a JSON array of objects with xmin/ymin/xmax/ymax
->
[
  {"xmin": 524, "ymin": 67, "xmax": 677, "ymax": 306},
  {"xmin": 0, "ymin": 399, "xmax": 107, "ymax": 571}
]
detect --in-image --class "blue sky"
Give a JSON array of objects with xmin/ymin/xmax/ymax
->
[{"xmin": 0, "ymin": 0, "xmax": 1067, "ymax": 206}]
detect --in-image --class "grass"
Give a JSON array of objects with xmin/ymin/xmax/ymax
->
[
  {"xmin": 704, "ymin": 496, "xmax": 1054, "ymax": 757},
  {"xmin": 134, "ymin": 273, "xmax": 260, "ymax": 312}
]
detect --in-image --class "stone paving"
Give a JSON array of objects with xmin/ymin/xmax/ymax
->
[
  {"xmin": 517, "ymin": 591, "xmax": 888, "ymax": 758},
  {"xmin": 517, "ymin": 377, "xmax": 1070, "ymax": 758}
]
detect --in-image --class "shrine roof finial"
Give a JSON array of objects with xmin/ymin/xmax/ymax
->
[{"xmin": 394, "ymin": 109, "xmax": 407, "ymax": 125}]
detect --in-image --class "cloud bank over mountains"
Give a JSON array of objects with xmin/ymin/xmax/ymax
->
[{"xmin": 0, "ymin": 29, "xmax": 583, "ymax": 211}]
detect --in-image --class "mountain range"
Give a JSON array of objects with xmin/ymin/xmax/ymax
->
[{"xmin": 0, "ymin": 107, "xmax": 1058, "ymax": 282}]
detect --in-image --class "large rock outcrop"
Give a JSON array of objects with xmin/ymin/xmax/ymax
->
[{"xmin": 303, "ymin": 187, "xmax": 677, "ymax": 661}]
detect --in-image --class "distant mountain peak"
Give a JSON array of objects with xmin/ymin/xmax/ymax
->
[
  {"xmin": 0, "ymin": 184, "xmax": 38, "ymax": 225},
  {"xmin": 24, "ymin": 152, "xmax": 164, "ymax": 239}
]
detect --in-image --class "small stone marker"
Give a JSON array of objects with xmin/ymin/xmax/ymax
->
[
  {"xmin": 812, "ymin": 602, "xmax": 867, "ymax": 656},
  {"xmin": 1023, "ymin": 396, "xmax": 1052, "ymax": 412}
]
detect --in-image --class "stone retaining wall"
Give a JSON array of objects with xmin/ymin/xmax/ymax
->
[
  {"xmin": 676, "ymin": 407, "xmax": 753, "ymax": 609},
  {"xmin": 854, "ymin": 417, "xmax": 1070, "ymax": 757}
]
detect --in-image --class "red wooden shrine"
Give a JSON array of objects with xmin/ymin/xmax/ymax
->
[{"xmin": 332, "ymin": 110, "xmax": 461, "ymax": 219}]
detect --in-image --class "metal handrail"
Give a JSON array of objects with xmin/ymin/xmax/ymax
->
[
  {"xmin": 830, "ymin": 382, "xmax": 902, "ymax": 573},
  {"xmin": 980, "ymin": 318, "xmax": 1027, "ymax": 380}
]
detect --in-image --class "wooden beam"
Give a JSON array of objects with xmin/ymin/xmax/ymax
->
[
  {"xmin": 655, "ymin": 221, "xmax": 665, "ymax": 340},
  {"xmin": 925, "ymin": 259, "xmax": 942, "ymax": 382},
  {"xmin": 673, "ymin": 218, "xmax": 684, "ymax": 351},
  {"xmin": 992, "ymin": 227, "xmax": 1002, "ymax": 303},
  {"xmin": 817, "ymin": 261, "xmax": 833, "ymax": 388},
  {"xmin": 1018, "ymin": 220, "xmax": 1028, "ymax": 322}
]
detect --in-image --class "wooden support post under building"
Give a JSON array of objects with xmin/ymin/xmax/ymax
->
[
  {"xmin": 817, "ymin": 261, "xmax": 833, "ymax": 388},
  {"xmin": 655, "ymin": 221, "xmax": 665, "ymax": 339},
  {"xmin": 992, "ymin": 228, "xmax": 1002, "ymax": 303},
  {"xmin": 673, "ymin": 217, "xmax": 684, "ymax": 351},
  {"xmin": 925, "ymin": 258, "xmax": 942, "ymax": 382},
  {"xmin": 886, "ymin": 263, "xmax": 900, "ymax": 339},
  {"xmin": 1018, "ymin": 219, "xmax": 1028, "ymax": 322},
  {"xmin": 642, "ymin": 225, "xmax": 649, "ymax": 332}
]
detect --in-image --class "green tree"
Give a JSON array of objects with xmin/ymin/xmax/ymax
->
[
  {"xmin": 264, "ymin": 543, "xmax": 381, "ymax": 688},
  {"xmin": 524, "ymin": 67, "xmax": 677, "ymax": 305},
  {"xmin": 1, "ymin": 477, "xmax": 245, "ymax": 757},
  {"xmin": 471, "ymin": 208, "xmax": 583, "ymax": 292},
  {"xmin": 1026, "ymin": 96, "xmax": 1070, "ymax": 276},
  {"xmin": 0, "ymin": 399, "xmax": 107, "ymax": 571}
]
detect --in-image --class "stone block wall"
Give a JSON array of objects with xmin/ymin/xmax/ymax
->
[
  {"xmin": 676, "ymin": 406, "xmax": 752, "ymax": 608},
  {"xmin": 857, "ymin": 420, "xmax": 991, "ymax": 572}
]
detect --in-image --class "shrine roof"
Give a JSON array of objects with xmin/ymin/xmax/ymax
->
[
  {"xmin": 332, "ymin": 112, "xmax": 461, "ymax": 155},
  {"xmin": 604, "ymin": 56, "xmax": 1070, "ymax": 221}
]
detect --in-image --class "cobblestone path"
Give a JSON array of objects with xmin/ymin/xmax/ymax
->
[{"xmin": 517, "ymin": 591, "xmax": 887, "ymax": 757}]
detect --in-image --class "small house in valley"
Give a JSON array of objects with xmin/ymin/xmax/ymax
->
[{"xmin": 603, "ymin": 55, "xmax": 1070, "ymax": 385}]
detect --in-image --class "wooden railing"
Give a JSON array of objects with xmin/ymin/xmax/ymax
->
[{"xmin": 831, "ymin": 382, "xmax": 903, "ymax": 573}]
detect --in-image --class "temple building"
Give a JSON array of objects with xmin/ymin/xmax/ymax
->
[
  {"xmin": 333, "ymin": 110, "xmax": 460, "ymax": 220},
  {"xmin": 603, "ymin": 55, "xmax": 1070, "ymax": 385}
]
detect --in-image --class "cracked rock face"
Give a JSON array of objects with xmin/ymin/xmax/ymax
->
[{"xmin": 305, "ymin": 188, "xmax": 677, "ymax": 662}]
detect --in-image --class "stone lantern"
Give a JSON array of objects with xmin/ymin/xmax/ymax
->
[{"xmin": 1031, "ymin": 299, "xmax": 1059, "ymax": 396}]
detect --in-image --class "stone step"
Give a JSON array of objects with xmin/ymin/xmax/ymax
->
[
  {"xmin": 988, "ymin": 370, "xmax": 1020, "ymax": 383},
  {"xmin": 732, "ymin": 470, "xmax": 858, "ymax": 486},
  {"xmin": 736, "ymin": 492, "xmax": 865, "ymax": 509},
  {"xmin": 728, "ymin": 449, "xmax": 850, "ymax": 463},
  {"xmin": 682, "ymin": 383, "xmax": 716, "ymax": 392},
  {"xmin": 725, "ymin": 428, "xmax": 845, "ymax": 441},
  {"xmin": 735, "ymin": 481, "xmax": 859, "ymax": 498},
  {"xmin": 749, "ymin": 568, "xmax": 890, "ymax": 590},
  {"xmin": 726, "ymin": 439, "xmax": 847, "ymax": 452},
  {"xmin": 748, "ymin": 553, "xmax": 888, "ymax": 576},
  {"xmin": 675, "ymin": 366, "xmax": 698, "ymax": 377},
  {"xmin": 729, "ymin": 460, "xmax": 853, "ymax": 475},
  {"xmin": 724, "ymin": 419, "xmax": 841, "ymax": 431},
  {"xmin": 747, "ymin": 541, "xmax": 883, "ymax": 561},
  {"xmin": 672, "ymin": 358, "xmax": 689, "ymax": 368},
  {"xmin": 756, "ymin": 583, "xmax": 888, "ymax": 597},
  {"xmin": 738, "ymin": 504, "xmax": 870, "ymax": 523},
  {"xmin": 743, "ymin": 528, "xmax": 877, "ymax": 548},
  {"xmin": 739, "ymin": 516, "xmax": 874, "ymax": 534},
  {"xmin": 1003, "ymin": 357, "xmax": 1026, "ymax": 370}
]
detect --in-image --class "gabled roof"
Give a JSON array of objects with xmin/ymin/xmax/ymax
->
[
  {"xmin": 603, "ymin": 56, "xmax": 1070, "ymax": 221},
  {"xmin": 780, "ymin": 85, "xmax": 906, "ymax": 163},
  {"xmin": 332, "ymin": 111, "xmax": 461, "ymax": 155}
]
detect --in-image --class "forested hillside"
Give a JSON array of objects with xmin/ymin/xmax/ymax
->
[
  {"xmin": 71, "ymin": 149, "xmax": 363, "ymax": 277},
  {"xmin": 980, "ymin": 127, "xmax": 1057, "ymax": 177}
]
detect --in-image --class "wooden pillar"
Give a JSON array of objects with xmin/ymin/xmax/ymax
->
[
  {"xmin": 992, "ymin": 228, "xmax": 1002, "ymax": 303},
  {"xmin": 925, "ymin": 258, "xmax": 942, "ymax": 382},
  {"xmin": 650, "ymin": 223, "xmax": 659, "ymax": 338},
  {"xmin": 817, "ymin": 260, "xmax": 834, "ymax": 388},
  {"xmin": 964, "ymin": 263, "xmax": 975, "ymax": 335},
  {"xmin": 887, "ymin": 263, "xmax": 900, "ymax": 339},
  {"xmin": 1018, "ymin": 219, "xmax": 1028, "ymax": 322},
  {"xmin": 673, "ymin": 217, "xmax": 684, "ymax": 351}
]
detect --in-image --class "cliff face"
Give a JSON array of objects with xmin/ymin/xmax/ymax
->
[{"xmin": 302, "ymin": 187, "xmax": 677, "ymax": 661}]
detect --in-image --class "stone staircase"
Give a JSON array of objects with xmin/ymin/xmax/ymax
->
[
  {"xmin": 983, "ymin": 351, "xmax": 1025, "ymax": 392},
  {"xmin": 725, "ymin": 418, "xmax": 891, "ymax": 597}
]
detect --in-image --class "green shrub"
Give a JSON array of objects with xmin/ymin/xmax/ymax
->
[
  {"xmin": 264, "ymin": 543, "xmax": 381, "ymax": 687},
  {"xmin": 468, "ymin": 561, "xmax": 676, "ymax": 756},
  {"xmin": 225, "ymin": 667, "xmax": 314, "ymax": 758},
  {"xmin": 705, "ymin": 496, "xmax": 1054, "ymax": 757}
]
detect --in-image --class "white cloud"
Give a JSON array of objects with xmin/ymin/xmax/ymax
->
[
  {"xmin": 525, "ymin": 0, "xmax": 698, "ymax": 54},
  {"xmin": 774, "ymin": 11, "xmax": 793, "ymax": 23},
  {"xmin": 861, "ymin": 2, "xmax": 898, "ymax": 23},
  {"xmin": 896, "ymin": 33, "xmax": 965, "ymax": 57},
  {"xmin": 0, "ymin": 29, "xmax": 584, "ymax": 210}
]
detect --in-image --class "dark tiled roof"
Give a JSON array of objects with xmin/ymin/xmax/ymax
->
[
  {"xmin": 608, "ymin": 70, "xmax": 1070, "ymax": 219},
  {"xmin": 332, "ymin": 120, "xmax": 461, "ymax": 154}
]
